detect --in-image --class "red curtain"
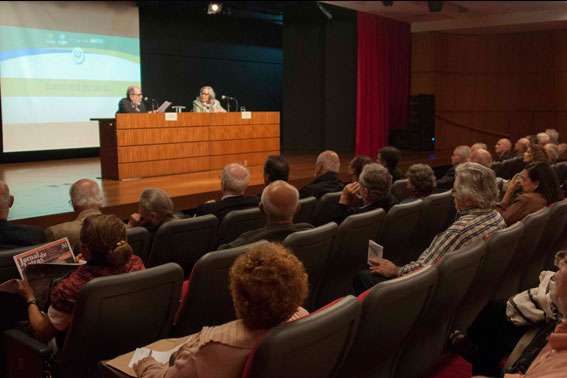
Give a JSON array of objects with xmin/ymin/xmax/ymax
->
[{"xmin": 356, "ymin": 12, "xmax": 410, "ymax": 156}]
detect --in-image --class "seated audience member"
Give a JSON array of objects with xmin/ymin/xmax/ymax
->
[
  {"xmin": 354, "ymin": 162, "xmax": 505, "ymax": 294},
  {"xmin": 218, "ymin": 181, "xmax": 312, "ymax": 250},
  {"xmin": 545, "ymin": 143, "xmax": 560, "ymax": 164},
  {"xmin": 546, "ymin": 128, "xmax": 560, "ymax": 144},
  {"xmin": 514, "ymin": 137, "xmax": 531, "ymax": 158},
  {"xmin": 402, "ymin": 164, "xmax": 436, "ymax": 203},
  {"xmin": 195, "ymin": 163, "xmax": 259, "ymax": 223},
  {"xmin": 537, "ymin": 132, "xmax": 551, "ymax": 146},
  {"xmin": 332, "ymin": 163, "xmax": 398, "ymax": 225},
  {"xmin": 437, "ymin": 145, "xmax": 471, "ymax": 190},
  {"xmin": 192, "ymin": 86, "xmax": 226, "ymax": 113},
  {"xmin": 496, "ymin": 163, "xmax": 563, "ymax": 226},
  {"xmin": 117, "ymin": 86, "xmax": 147, "ymax": 114},
  {"xmin": 558, "ymin": 143, "xmax": 567, "ymax": 162},
  {"xmin": 495, "ymin": 138, "xmax": 513, "ymax": 162},
  {"xmin": 377, "ymin": 146, "xmax": 405, "ymax": 182},
  {"xmin": 127, "ymin": 188, "xmax": 178, "ymax": 243},
  {"xmin": 299, "ymin": 150, "xmax": 344, "ymax": 199},
  {"xmin": 524, "ymin": 144, "xmax": 550, "ymax": 164},
  {"xmin": 453, "ymin": 251, "xmax": 567, "ymax": 377},
  {"xmin": 347, "ymin": 155, "xmax": 372, "ymax": 183},
  {"xmin": 263, "ymin": 155, "xmax": 289, "ymax": 184},
  {"xmin": 0, "ymin": 181, "xmax": 45, "ymax": 249},
  {"xmin": 17, "ymin": 214, "xmax": 144, "ymax": 344},
  {"xmin": 45, "ymin": 179, "xmax": 103, "ymax": 249},
  {"xmin": 134, "ymin": 242, "xmax": 309, "ymax": 378},
  {"xmin": 471, "ymin": 143, "xmax": 488, "ymax": 152},
  {"xmin": 470, "ymin": 149, "xmax": 493, "ymax": 168}
]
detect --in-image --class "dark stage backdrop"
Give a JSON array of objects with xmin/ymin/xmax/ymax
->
[{"xmin": 282, "ymin": 2, "xmax": 357, "ymax": 152}]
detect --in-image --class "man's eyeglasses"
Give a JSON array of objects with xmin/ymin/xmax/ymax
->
[{"xmin": 555, "ymin": 250, "xmax": 567, "ymax": 268}]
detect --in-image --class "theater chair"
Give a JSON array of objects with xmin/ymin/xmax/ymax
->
[
  {"xmin": 293, "ymin": 196, "xmax": 317, "ymax": 224},
  {"xmin": 314, "ymin": 208, "xmax": 385, "ymax": 309},
  {"xmin": 490, "ymin": 161, "xmax": 503, "ymax": 178},
  {"xmin": 378, "ymin": 200, "xmax": 424, "ymax": 266},
  {"xmin": 395, "ymin": 240, "xmax": 486, "ymax": 378},
  {"xmin": 0, "ymin": 245, "xmax": 38, "ymax": 283},
  {"xmin": 146, "ymin": 215, "xmax": 218, "ymax": 279},
  {"xmin": 171, "ymin": 240, "xmax": 269, "ymax": 337},
  {"xmin": 405, "ymin": 190, "xmax": 453, "ymax": 263},
  {"xmin": 242, "ymin": 296, "xmax": 361, "ymax": 378},
  {"xmin": 283, "ymin": 222, "xmax": 339, "ymax": 312},
  {"xmin": 126, "ymin": 226, "xmax": 150, "ymax": 264},
  {"xmin": 451, "ymin": 221, "xmax": 524, "ymax": 333},
  {"xmin": 4, "ymin": 263, "xmax": 184, "ymax": 378},
  {"xmin": 390, "ymin": 179, "xmax": 409, "ymax": 202},
  {"xmin": 216, "ymin": 207, "xmax": 265, "ymax": 247},
  {"xmin": 500, "ymin": 157, "xmax": 524, "ymax": 180},
  {"xmin": 520, "ymin": 198, "xmax": 567, "ymax": 290},
  {"xmin": 494, "ymin": 207, "xmax": 550, "ymax": 299},
  {"xmin": 335, "ymin": 265, "xmax": 438, "ymax": 378},
  {"xmin": 310, "ymin": 191, "xmax": 341, "ymax": 226}
]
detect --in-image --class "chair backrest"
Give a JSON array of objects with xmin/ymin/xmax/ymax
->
[
  {"xmin": 395, "ymin": 240, "xmax": 487, "ymax": 378},
  {"xmin": 494, "ymin": 207, "xmax": 550, "ymax": 298},
  {"xmin": 336, "ymin": 265, "xmax": 438, "ymax": 378},
  {"xmin": 147, "ymin": 215, "xmax": 218, "ymax": 279},
  {"xmin": 501, "ymin": 157, "xmax": 524, "ymax": 180},
  {"xmin": 283, "ymin": 222, "xmax": 339, "ymax": 311},
  {"xmin": 552, "ymin": 162, "xmax": 567, "ymax": 183},
  {"xmin": 378, "ymin": 200, "xmax": 425, "ymax": 266},
  {"xmin": 490, "ymin": 161, "xmax": 503, "ymax": 177},
  {"xmin": 0, "ymin": 245, "xmax": 38, "ymax": 283},
  {"xmin": 293, "ymin": 196, "xmax": 317, "ymax": 224},
  {"xmin": 172, "ymin": 240, "xmax": 269, "ymax": 337},
  {"xmin": 243, "ymin": 296, "xmax": 361, "ymax": 378},
  {"xmin": 390, "ymin": 179, "xmax": 409, "ymax": 202},
  {"xmin": 126, "ymin": 227, "xmax": 151, "ymax": 265},
  {"xmin": 59, "ymin": 263, "xmax": 184, "ymax": 378},
  {"xmin": 217, "ymin": 207, "xmax": 266, "ymax": 246},
  {"xmin": 315, "ymin": 208, "xmax": 386, "ymax": 309},
  {"xmin": 310, "ymin": 191, "xmax": 341, "ymax": 226},
  {"xmin": 451, "ymin": 221, "xmax": 524, "ymax": 332},
  {"xmin": 405, "ymin": 191, "xmax": 453, "ymax": 263},
  {"xmin": 521, "ymin": 199, "xmax": 567, "ymax": 290}
]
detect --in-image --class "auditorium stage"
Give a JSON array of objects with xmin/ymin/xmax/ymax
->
[{"xmin": 3, "ymin": 150, "xmax": 452, "ymax": 228}]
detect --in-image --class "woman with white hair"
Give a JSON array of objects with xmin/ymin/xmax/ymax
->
[{"xmin": 192, "ymin": 86, "xmax": 226, "ymax": 113}]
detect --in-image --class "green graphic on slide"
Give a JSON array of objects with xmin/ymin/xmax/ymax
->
[{"xmin": 2, "ymin": 78, "xmax": 141, "ymax": 97}]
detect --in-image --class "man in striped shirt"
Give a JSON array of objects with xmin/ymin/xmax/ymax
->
[{"xmin": 354, "ymin": 162, "xmax": 506, "ymax": 295}]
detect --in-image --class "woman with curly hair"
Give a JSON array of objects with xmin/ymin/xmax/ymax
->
[
  {"xmin": 134, "ymin": 242, "xmax": 309, "ymax": 378},
  {"xmin": 402, "ymin": 164, "xmax": 436, "ymax": 203},
  {"xmin": 524, "ymin": 144, "xmax": 550, "ymax": 164}
]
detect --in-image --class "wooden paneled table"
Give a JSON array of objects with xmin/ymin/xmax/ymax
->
[{"xmin": 94, "ymin": 112, "xmax": 280, "ymax": 180}]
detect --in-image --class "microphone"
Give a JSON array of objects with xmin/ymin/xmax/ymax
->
[
  {"xmin": 142, "ymin": 97, "xmax": 149, "ymax": 102},
  {"xmin": 221, "ymin": 95, "xmax": 235, "ymax": 100}
]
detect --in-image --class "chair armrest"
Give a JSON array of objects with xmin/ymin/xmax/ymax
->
[
  {"xmin": 98, "ymin": 361, "xmax": 133, "ymax": 378},
  {"xmin": 3, "ymin": 329, "xmax": 53, "ymax": 378}
]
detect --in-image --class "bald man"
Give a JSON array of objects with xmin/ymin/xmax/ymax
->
[
  {"xmin": 195, "ymin": 163, "xmax": 260, "ymax": 223},
  {"xmin": 470, "ymin": 149, "xmax": 493, "ymax": 168},
  {"xmin": 117, "ymin": 85, "xmax": 148, "ymax": 114},
  {"xmin": 495, "ymin": 138, "xmax": 513, "ymax": 162},
  {"xmin": 217, "ymin": 180, "xmax": 313, "ymax": 250},
  {"xmin": 514, "ymin": 137, "xmax": 530, "ymax": 158},
  {"xmin": 45, "ymin": 179, "xmax": 103, "ymax": 250},
  {"xmin": 299, "ymin": 150, "xmax": 344, "ymax": 199},
  {"xmin": 0, "ymin": 181, "xmax": 45, "ymax": 250}
]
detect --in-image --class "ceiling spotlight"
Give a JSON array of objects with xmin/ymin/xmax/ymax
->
[{"xmin": 207, "ymin": 2, "xmax": 222, "ymax": 15}]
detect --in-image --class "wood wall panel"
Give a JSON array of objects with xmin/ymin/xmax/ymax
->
[
  {"xmin": 117, "ymin": 127, "xmax": 209, "ymax": 146},
  {"xmin": 116, "ymin": 113, "xmax": 211, "ymax": 129},
  {"xmin": 210, "ymin": 151, "xmax": 279, "ymax": 170},
  {"xmin": 117, "ymin": 142, "xmax": 210, "ymax": 163},
  {"xmin": 118, "ymin": 156, "xmax": 210, "ymax": 179},
  {"xmin": 209, "ymin": 138, "xmax": 280, "ymax": 155},
  {"xmin": 209, "ymin": 124, "xmax": 280, "ymax": 140}
]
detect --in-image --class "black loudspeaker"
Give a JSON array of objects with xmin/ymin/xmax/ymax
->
[{"xmin": 408, "ymin": 94, "xmax": 435, "ymax": 151}]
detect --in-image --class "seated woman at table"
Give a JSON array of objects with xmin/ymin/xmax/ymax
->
[
  {"xmin": 192, "ymin": 86, "xmax": 226, "ymax": 113},
  {"xmin": 496, "ymin": 162, "xmax": 563, "ymax": 226},
  {"xmin": 134, "ymin": 242, "xmax": 309, "ymax": 378},
  {"xmin": 17, "ymin": 214, "xmax": 145, "ymax": 344}
]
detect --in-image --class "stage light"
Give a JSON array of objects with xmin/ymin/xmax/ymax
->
[{"xmin": 207, "ymin": 2, "xmax": 221, "ymax": 15}]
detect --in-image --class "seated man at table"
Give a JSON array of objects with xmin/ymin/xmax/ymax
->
[
  {"xmin": 218, "ymin": 180, "xmax": 313, "ymax": 250},
  {"xmin": 45, "ymin": 179, "xmax": 103, "ymax": 250},
  {"xmin": 117, "ymin": 86, "xmax": 147, "ymax": 114},
  {"xmin": 299, "ymin": 150, "xmax": 344, "ymax": 199},
  {"xmin": 195, "ymin": 163, "xmax": 260, "ymax": 223},
  {"xmin": 354, "ymin": 162, "xmax": 506, "ymax": 295}
]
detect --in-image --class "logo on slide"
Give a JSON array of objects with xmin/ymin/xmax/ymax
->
[{"xmin": 72, "ymin": 47, "xmax": 85, "ymax": 64}]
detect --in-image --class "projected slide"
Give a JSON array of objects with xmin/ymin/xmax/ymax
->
[{"xmin": 0, "ymin": 26, "xmax": 141, "ymax": 152}]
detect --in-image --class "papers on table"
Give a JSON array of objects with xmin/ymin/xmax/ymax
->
[
  {"xmin": 128, "ymin": 336, "xmax": 192, "ymax": 368},
  {"xmin": 156, "ymin": 101, "xmax": 172, "ymax": 113}
]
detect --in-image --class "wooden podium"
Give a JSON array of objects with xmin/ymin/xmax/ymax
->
[{"xmin": 95, "ymin": 112, "xmax": 280, "ymax": 180}]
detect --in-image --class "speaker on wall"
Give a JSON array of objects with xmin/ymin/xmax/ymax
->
[{"xmin": 408, "ymin": 94, "xmax": 435, "ymax": 151}]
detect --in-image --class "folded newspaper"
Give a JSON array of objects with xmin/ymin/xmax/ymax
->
[{"xmin": 0, "ymin": 238, "xmax": 84, "ymax": 309}]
